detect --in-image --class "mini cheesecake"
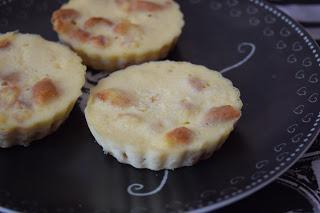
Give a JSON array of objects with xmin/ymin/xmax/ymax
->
[
  {"xmin": 51, "ymin": 0, "xmax": 184, "ymax": 71},
  {"xmin": 0, "ymin": 32, "xmax": 86, "ymax": 148},
  {"xmin": 85, "ymin": 61, "xmax": 242, "ymax": 170}
]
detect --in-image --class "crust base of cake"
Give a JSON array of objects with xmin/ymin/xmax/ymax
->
[
  {"xmin": 0, "ymin": 100, "xmax": 76, "ymax": 148},
  {"xmin": 86, "ymin": 117, "xmax": 232, "ymax": 170},
  {"xmin": 61, "ymin": 36, "xmax": 178, "ymax": 72}
]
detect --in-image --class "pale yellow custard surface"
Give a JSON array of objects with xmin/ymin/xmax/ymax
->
[
  {"xmin": 0, "ymin": 32, "xmax": 86, "ymax": 147},
  {"xmin": 85, "ymin": 61, "xmax": 243, "ymax": 170},
  {"xmin": 52, "ymin": 0, "xmax": 185, "ymax": 71}
]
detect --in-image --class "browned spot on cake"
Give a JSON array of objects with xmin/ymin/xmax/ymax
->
[
  {"xmin": 0, "ymin": 39, "xmax": 11, "ymax": 49},
  {"xmin": 166, "ymin": 127, "xmax": 193, "ymax": 145},
  {"xmin": 71, "ymin": 28, "xmax": 91, "ymax": 42},
  {"xmin": 51, "ymin": 8, "xmax": 91, "ymax": 42},
  {"xmin": 32, "ymin": 78, "xmax": 59, "ymax": 105},
  {"xmin": 95, "ymin": 88, "xmax": 134, "ymax": 108},
  {"xmin": 188, "ymin": 76, "xmax": 208, "ymax": 92},
  {"xmin": 52, "ymin": 19, "xmax": 70, "ymax": 33},
  {"xmin": 203, "ymin": 105, "xmax": 240, "ymax": 126},
  {"xmin": 90, "ymin": 35, "xmax": 110, "ymax": 48},
  {"xmin": 0, "ymin": 86, "xmax": 20, "ymax": 108},
  {"xmin": 52, "ymin": 9, "xmax": 79, "ymax": 33},
  {"xmin": 113, "ymin": 20, "xmax": 140, "ymax": 35},
  {"xmin": 84, "ymin": 17, "xmax": 114, "ymax": 29},
  {"xmin": 130, "ymin": 0, "xmax": 168, "ymax": 12},
  {"xmin": 52, "ymin": 9, "xmax": 80, "ymax": 22}
]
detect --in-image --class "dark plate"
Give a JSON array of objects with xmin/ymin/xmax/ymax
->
[{"xmin": 0, "ymin": 0, "xmax": 320, "ymax": 212}]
